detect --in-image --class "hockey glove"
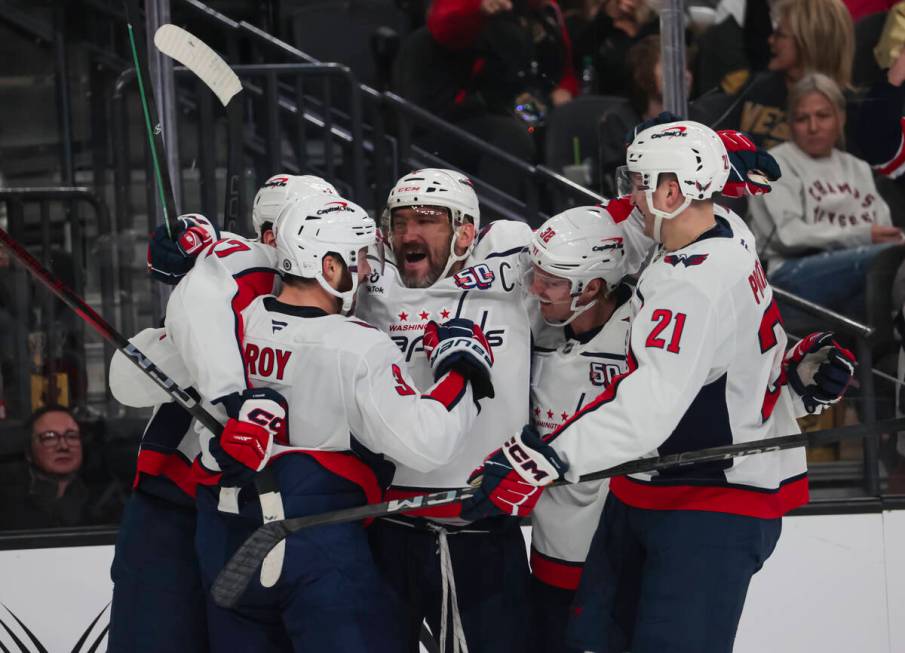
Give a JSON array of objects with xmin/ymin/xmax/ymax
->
[
  {"xmin": 600, "ymin": 195, "xmax": 634, "ymax": 223},
  {"xmin": 209, "ymin": 388, "xmax": 287, "ymax": 487},
  {"xmin": 717, "ymin": 130, "xmax": 782, "ymax": 198},
  {"xmin": 461, "ymin": 424, "xmax": 567, "ymax": 520},
  {"xmin": 423, "ymin": 318, "xmax": 495, "ymax": 401},
  {"xmin": 784, "ymin": 332, "xmax": 856, "ymax": 414},
  {"xmin": 147, "ymin": 214, "xmax": 220, "ymax": 285}
]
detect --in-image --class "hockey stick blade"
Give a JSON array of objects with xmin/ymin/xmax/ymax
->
[
  {"xmin": 210, "ymin": 486, "xmax": 476, "ymax": 608},
  {"xmin": 154, "ymin": 24, "xmax": 241, "ymax": 107}
]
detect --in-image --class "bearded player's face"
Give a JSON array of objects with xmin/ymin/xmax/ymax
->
[{"xmin": 390, "ymin": 206, "xmax": 453, "ymax": 288}]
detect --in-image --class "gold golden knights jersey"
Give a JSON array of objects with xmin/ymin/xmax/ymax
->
[
  {"xmin": 529, "ymin": 292, "xmax": 632, "ymax": 590},
  {"xmin": 356, "ymin": 220, "xmax": 535, "ymax": 521},
  {"xmin": 546, "ymin": 208, "xmax": 809, "ymax": 519}
]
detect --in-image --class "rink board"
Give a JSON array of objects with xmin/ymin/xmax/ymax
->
[{"xmin": 0, "ymin": 510, "xmax": 902, "ymax": 652}]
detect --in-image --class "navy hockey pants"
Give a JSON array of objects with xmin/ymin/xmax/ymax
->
[
  {"xmin": 368, "ymin": 515, "xmax": 531, "ymax": 652},
  {"xmin": 109, "ymin": 490, "xmax": 207, "ymax": 653},
  {"xmin": 528, "ymin": 577, "xmax": 578, "ymax": 653},
  {"xmin": 566, "ymin": 493, "xmax": 781, "ymax": 653},
  {"xmin": 195, "ymin": 455, "xmax": 403, "ymax": 653}
]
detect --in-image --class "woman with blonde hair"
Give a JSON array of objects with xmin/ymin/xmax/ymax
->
[
  {"xmin": 708, "ymin": 0, "xmax": 855, "ymax": 148},
  {"xmin": 748, "ymin": 72, "xmax": 904, "ymax": 330}
]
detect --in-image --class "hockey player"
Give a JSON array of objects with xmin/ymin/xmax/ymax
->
[
  {"xmin": 107, "ymin": 327, "xmax": 209, "ymax": 653},
  {"xmin": 522, "ymin": 206, "xmax": 634, "ymax": 653},
  {"xmin": 356, "ymin": 168, "xmax": 539, "ymax": 652},
  {"xmin": 192, "ymin": 194, "xmax": 493, "ymax": 651},
  {"xmin": 521, "ymin": 204, "xmax": 855, "ymax": 653},
  {"xmin": 109, "ymin": 174, "xmax": 336, "ymax": 652},
  {"xmin": 465, "ymin": 121, "xmax": 856, "ymax": 653}
]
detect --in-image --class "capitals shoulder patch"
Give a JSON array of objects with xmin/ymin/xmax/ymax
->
[{"xmin": 664, "ymin": 253, "xmax": 709, "ymax": 268}]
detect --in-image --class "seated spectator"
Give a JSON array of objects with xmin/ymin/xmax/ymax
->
[
  {"xmin": 748, "ymin": 73, "xmax": 905, "ymax": 331},
  {"xmin": 570, "ymin": 0, "xmax": 659, "ymax": 96},
  {"xmin": 708, "ymin": 0, "xmax": 854, "ymax": 148},
  {"xmin": 0, "ymin": 405, "xmax": 123, "ymax": 530},
  {"xmin": 598, "ymin": 35, "xmax": 692, "ymax": 191},
  {"xmin": 403, "ymin": 0, "xmax": 578, "ymax": 197}
]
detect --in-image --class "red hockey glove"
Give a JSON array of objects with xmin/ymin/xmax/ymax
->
[
  {"xmin": 784, "ymin": 332, "xmax": 856, "ymax": 414},
  {"xmin": 461, "ymin": 425, "xmax": 567, "ymax": 520},
  {"xmin": 600, "ymin": 195, "xmax": 634, "ymax": 223},
  {"xmin": 175, "ymin": 213, "xmax": 219, "ymax": 256},
  {"xmin": 423, "ymin": 318, "xmax": 495, "ymax": 400},
  {"xmin": 210, "ymin": 388, "xmax": 287, "ymax": 487},
  {"xmin": 717, "ymin": 130, "xmax": 782, "ymax": 198},
  {"xmin": 147, "ymin": 213, "xmax": 220, "ymax": 284}
]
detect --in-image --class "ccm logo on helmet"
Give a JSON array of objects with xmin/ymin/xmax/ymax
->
[
  {"xmin": 265, "ymin": 176, "xmax": 289, "ymax": 187},
  {"xmin": 651, "ymin": 126, "xmax": 688, "ymax": 139},
  {"xmin": 316, "ymin": 201, "xmax": 352, "ymax": 215},
  {"xmin": 396, "ymin": 186, "xmax": 421, "ymax": 193}
]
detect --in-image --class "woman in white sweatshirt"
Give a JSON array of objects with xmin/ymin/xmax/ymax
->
[{"xmin": 749, "ymin": 72, "xmax": 904, "ymax": 331}]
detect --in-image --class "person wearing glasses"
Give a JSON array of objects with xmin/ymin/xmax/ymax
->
[{"xmin": 0, "ymin": 405, "xmax": 120, "ymax": 529}]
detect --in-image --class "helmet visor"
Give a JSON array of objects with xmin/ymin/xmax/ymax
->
[
  {"xmin": 615, "ymin": 165, "xmax": 647, "ymax": 197},
  {"xmin": 521, "ymin": 262, "xmax": 573, "ymax": 306}
]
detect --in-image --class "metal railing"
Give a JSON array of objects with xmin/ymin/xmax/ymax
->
[
  {"xmin": 0, "ymin": 188, "xmax": 117, "ymax": 419},
  {"xmin": 98, "ymin": 0, "xmax": 901, "ymax": 500}
]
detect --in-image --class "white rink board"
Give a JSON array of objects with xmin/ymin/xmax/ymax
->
[
  {"xmin": 735, "ymin": 513, "xmax": 890, "ymax": 653},
  {"xmin": 0, "ymin": 512, "xmax": 903, "ymax": 652},
  {"xmin": 0, "ymin": 545, "xmax": 113, "ymax": 651}
]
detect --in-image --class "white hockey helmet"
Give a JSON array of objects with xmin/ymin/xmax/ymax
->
[
  {"xmin": 383, "ymin": 168, "xmax": 480, "ymax": 282},
  {"xmin": 252, "ymin": 174, "xmax": 338, "ymax": 238},
  {"xmin": 273, "ymin": 194, "xmax": 377, "ymax": 315},
  {"xmin": 524, "ymin": 206, "xmax": 627, "ymax": 326},
  {"xmin": 617, "ymin": 120, "xmax": 729, "ymax": 242}
]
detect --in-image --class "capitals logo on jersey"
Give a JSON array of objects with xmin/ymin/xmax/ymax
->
[
  {"xmin": 390, "ymin": 308, "xmax": 506, "ymax": 364},
  {"xmin": 664, "ymin": 253, "xmax": 709, "ymax": 267},
  {"xmin": 454, "ymin": 264, "xmax": 495, "ymax": 290}
]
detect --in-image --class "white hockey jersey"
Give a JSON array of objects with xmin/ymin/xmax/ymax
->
[
  {"xmin": 547, "ymin": 207, "xmax": 809, "ymax": 519},
  {"xmin": 529, "ymin": 290, "xmax": 632, "ymax": 590},
  {"xmin": 356, "ymin": 220, "xmax": 535, "ymax": 519},
  {"xmin": 165, "ymin": 236, "xmax": 279, "ymax": 405},
  {"xmin": 108, "ymin": 327, "xmax": 201, "ymax": 505},
  {"xmin": 225, "ymin": 295, "xmax": 478, "ymax": 501}
]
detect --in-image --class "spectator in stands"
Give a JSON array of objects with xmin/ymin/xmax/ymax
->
[
  {"xmin": 569, "ymin": 0, "xmax": 659, "ymax": 96},
  {"xmin": 0, "ymin": 405, "xmax": 123, "ymax": 529},
  {"xmin": 597, "ymin": 35, "xmax": 692, "ymax": 191},
  {"xmin": 410, "ymin": 0, "xmax": 577, "ymax": 197},
  {"xmin": 748, "ymin": 73, "xmax": 904, "ymax": 331},
  {"xmin": 708, "ymin": 0, "xmax": 854, "ymax": 148}
]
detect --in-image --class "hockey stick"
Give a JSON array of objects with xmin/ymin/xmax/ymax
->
[
  {"xmin": 0, "ymin": 226, "xmax": 223, "ymax": 447},
  {"xmin": 152, "ymin": 22, "xmax": 284, "ymax": 588},
  {"xmin": 153, "ymin": 24, "xmax": 245, "ymax": 234},
  {"xmin": 210, "ymin": 414, "xmax": 905, "ymax": 608},
  {"xmin": 123, "ymin": 0, "xmax": 179, "ymax": 237}
]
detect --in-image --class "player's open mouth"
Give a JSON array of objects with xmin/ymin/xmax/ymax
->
[{"xmin": 402, "ymin": 248, "xmax": 428, "ymax": 268}]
